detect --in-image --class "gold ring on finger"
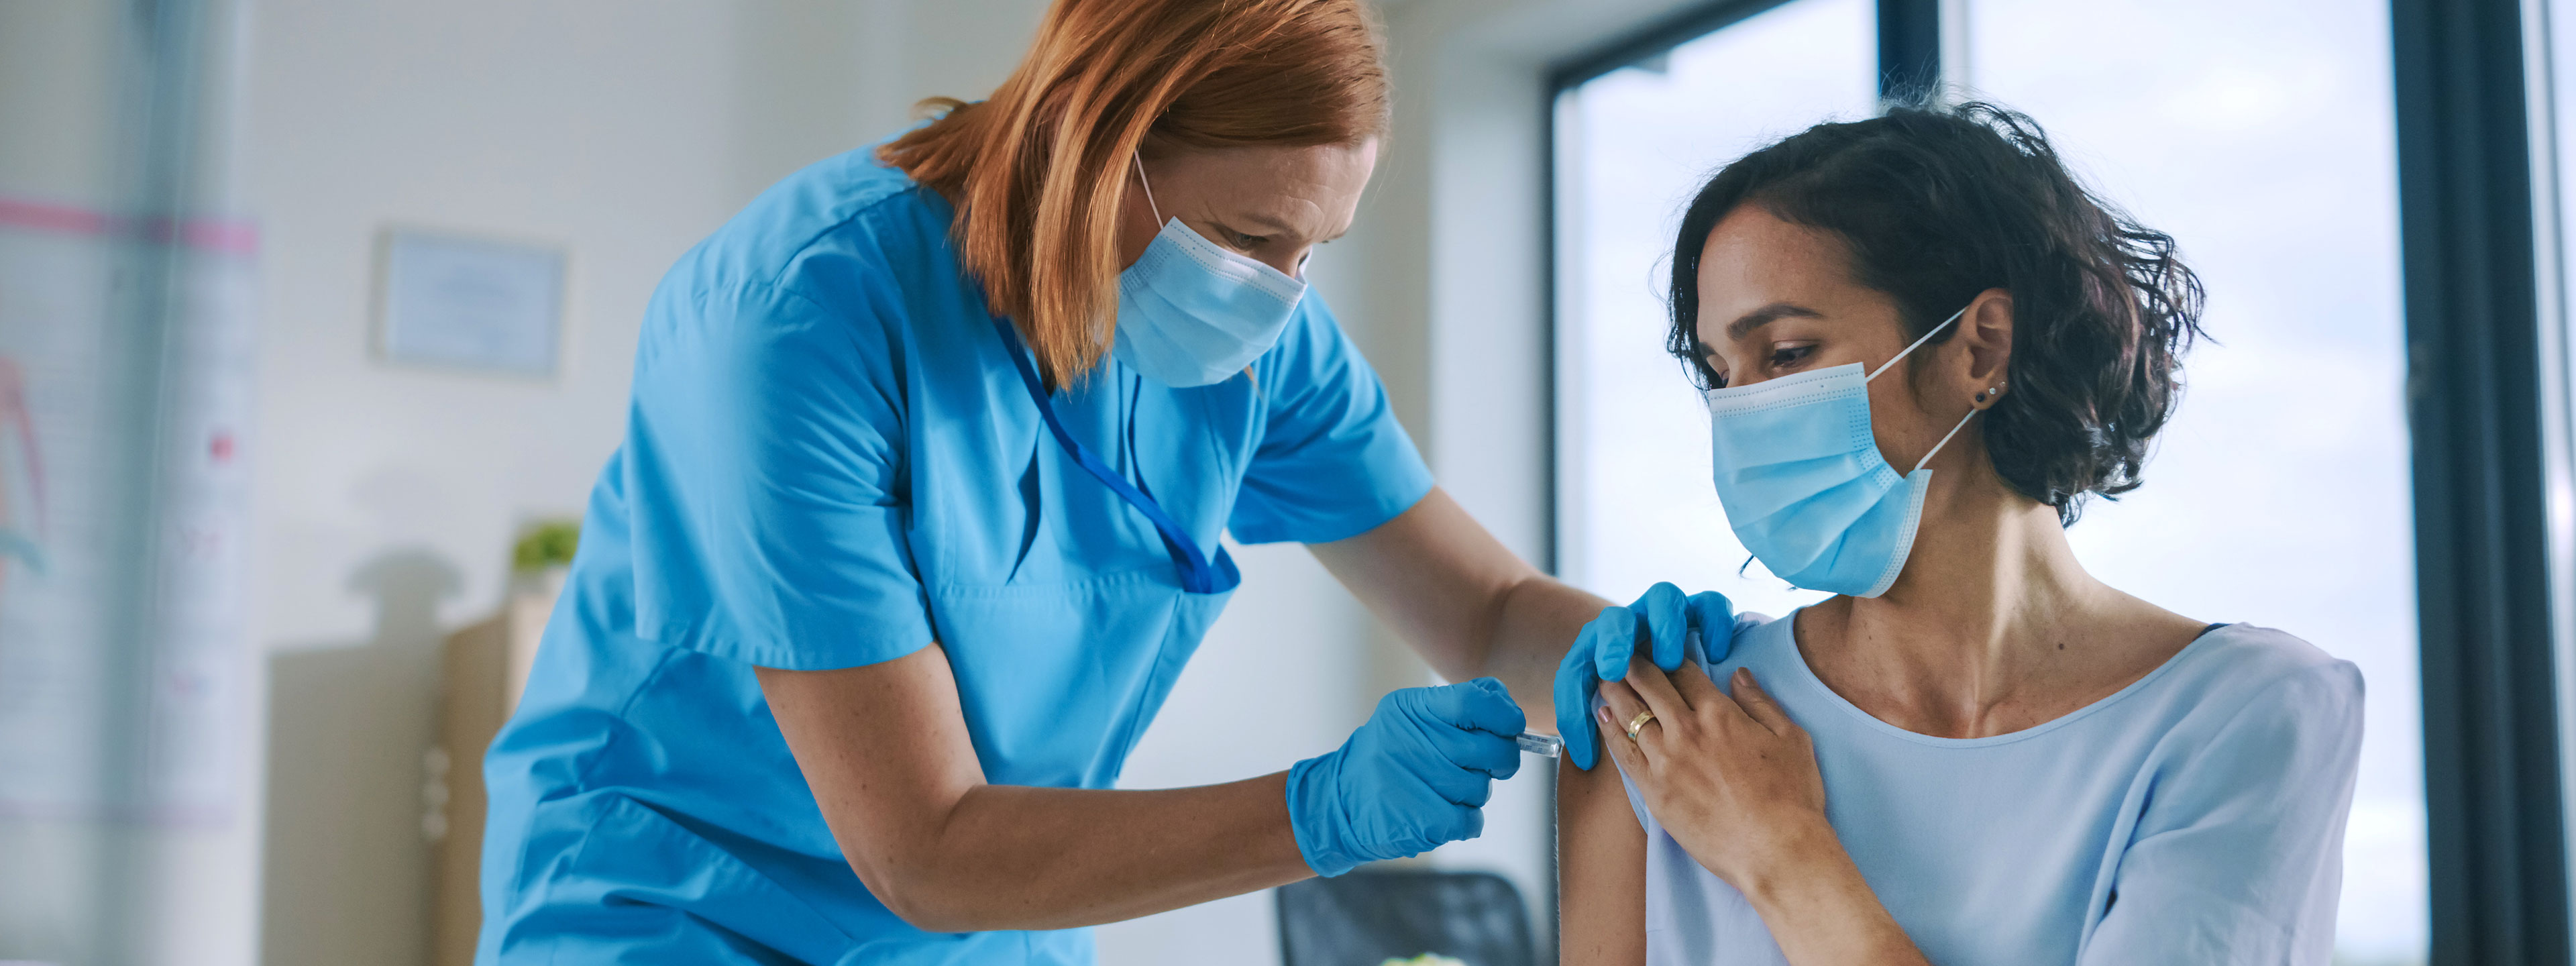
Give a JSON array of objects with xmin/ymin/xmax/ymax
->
[{"xmin": 1625, "ymin": 709, "xmax": 1656, "ymax": 741}]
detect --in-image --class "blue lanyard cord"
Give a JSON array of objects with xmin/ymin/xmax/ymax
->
[{"xmin": 993, "ymin": 319, "xmax": 1227, "ymax": 594}]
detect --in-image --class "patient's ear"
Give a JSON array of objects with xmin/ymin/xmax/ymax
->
[{"xmin": 1957, "ymin": 288, "xmax": 2013, "ymax": 398}]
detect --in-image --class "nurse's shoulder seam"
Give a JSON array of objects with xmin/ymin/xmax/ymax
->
[
  {"xmin": 672, "ymin": 146, "xmax": 936, "ymax": 314},
  {"xmin": 751, "ymin": 168, "xmax": 929, "ymax": 296}
]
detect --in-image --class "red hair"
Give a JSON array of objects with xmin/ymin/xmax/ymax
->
[{"xmin": 879, "ymin": 0, "xmax": 1388, "ymax": 387}]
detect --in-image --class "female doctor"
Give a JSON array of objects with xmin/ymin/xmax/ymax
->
[{"xmin": 474, "ymin": 1, "xmax": 1721, "ymax": 962}]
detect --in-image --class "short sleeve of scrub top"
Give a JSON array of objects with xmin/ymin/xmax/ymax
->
[
  {"xmin": 1228, "ymin": 298, "xmax": 1434, "ymax": 545},
  {"xmin": 621, "ymin": 277, "xmax": 934, "ymax": 671}
]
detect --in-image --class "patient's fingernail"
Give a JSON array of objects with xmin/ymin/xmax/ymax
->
[
  {"xmin": 1733, "ymin": 667, "xmax": 1751, "ymax": 684},
  {"xmin": 1596, "ymin": 706, "xmax": 1612, "ymax": 724}
]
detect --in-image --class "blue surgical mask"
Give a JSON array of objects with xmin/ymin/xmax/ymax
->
[
  {"xmin": 1111, "ymin": 154, "xmax": 1307, "ymax": 387},
  {"xmin": 1702, "ymin": 306, "xmax": 1984, "ymax": 598}
]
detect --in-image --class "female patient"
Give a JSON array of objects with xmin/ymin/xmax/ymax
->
[{"xmin": 1557, "ymin": 102, "xmax": 2363, "ymax": 965}]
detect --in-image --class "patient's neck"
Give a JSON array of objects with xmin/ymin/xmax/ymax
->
[{"xmin": 1789, "ymin": 458, "xmax": 2199, "ymax": 739}]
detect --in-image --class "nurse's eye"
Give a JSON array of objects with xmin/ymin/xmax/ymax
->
[
  {"xmin": 1230, "ymin": 231, "xmax": 1268, "ymax": 250},
  {"xmin": 1768, "ymin": 343, "xmax": 1817, "ymax": 371}
]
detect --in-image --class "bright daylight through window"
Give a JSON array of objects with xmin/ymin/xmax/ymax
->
[{"xmin": 1552, "ymin": 1, "xmax": 2424, "ymax": 963}]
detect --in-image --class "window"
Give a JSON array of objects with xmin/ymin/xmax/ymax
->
[{"xmin": 1551, "ymin": 3, "xmax": 2424, "ymax": 962}]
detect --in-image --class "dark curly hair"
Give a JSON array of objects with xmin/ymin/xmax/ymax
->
[{"xmin": 1666, "ymin": 101, "xmax": 2206, "ymax": 524}]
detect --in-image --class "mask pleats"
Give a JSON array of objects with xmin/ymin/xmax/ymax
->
[{"xmin": 1699, "ymin": 307, "xmax": 1972, "ymax": 597}]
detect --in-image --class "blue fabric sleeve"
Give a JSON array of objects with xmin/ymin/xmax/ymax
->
[
  {"xmin": 622, "ymin": 275, "xmax": 934, "ymax": 670},
  {"xmin": 2078, "ymin": 661, "xmax": 2365, "ymax": 965},
  {"xmin": 1226, "ymin": 296, "xmax": 1435, "ymax": 545}
]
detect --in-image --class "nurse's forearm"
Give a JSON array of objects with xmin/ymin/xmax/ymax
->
[
  {"xmin": 1311, "ymin": 488, "xmax": 1607, "ymax": 724},
  {"xmin": 1489, "ymin": 576, "xmax": 1612, "ymax": 731},
  {"xmin": 760, "ymin": 653, "xmax": 1316, "ymax": 935},
  {"xmin": 885, "ymin": 773, "xmax": 1314, "ymax": 932}
]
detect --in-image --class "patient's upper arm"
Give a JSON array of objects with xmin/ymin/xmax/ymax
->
[{"xmin": 1557, "ymin": 753, "xmax": 1648, "ymax": 966}]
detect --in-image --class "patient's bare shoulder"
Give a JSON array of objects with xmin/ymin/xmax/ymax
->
[{"xmin": 1556, "ymin": 751, "xmax": 1648, "ymax": 966}]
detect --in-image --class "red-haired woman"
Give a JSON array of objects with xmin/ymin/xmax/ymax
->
[{"xmin": 474, "ymin": 1, "xmax": 1714, "ymax": 962}]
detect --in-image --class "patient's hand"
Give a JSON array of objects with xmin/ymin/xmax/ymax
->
[{"xmin": 1596, "ymin": 655, "xmax": 1830, "ymax": 897}]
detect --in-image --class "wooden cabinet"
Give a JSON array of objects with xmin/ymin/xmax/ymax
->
[{"xmin": 429, "ymin": 572, "xmax": 558, "ymax": 966}]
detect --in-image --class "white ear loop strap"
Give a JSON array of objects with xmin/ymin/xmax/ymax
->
[
  {"xmin": 1866, "ymin": 305, "xmax": 1972, "ymax": 382},
  {"xmin": 1131, "ymin": 152, "xmax": 1163, "ymax": 225},
  {"xmin": 1911, "ymin": 405, "xmax": 1980, "ymax": 474},
  {"xmin": 1857, "ymin": 303, "xmax": 1982, "ymax": 474}
]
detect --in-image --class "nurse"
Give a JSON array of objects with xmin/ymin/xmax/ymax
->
[{"xmin": 475, "ymin": 0, "xmax": 1719, "ymax": 963}]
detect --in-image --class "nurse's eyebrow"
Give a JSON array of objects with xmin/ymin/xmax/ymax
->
[{"xmin": 1723, "ymin": 303, "xmax": 1825, "ymax": 343}]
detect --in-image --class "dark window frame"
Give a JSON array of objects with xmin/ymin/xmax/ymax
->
[{"xmin": 2392, "ymin": 0, "xmax": 2571, "ymax": 962}]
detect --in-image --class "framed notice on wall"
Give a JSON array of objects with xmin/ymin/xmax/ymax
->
[{"xmin": 375, "ymin": 228, "xmax": 568, "ymax": 378}]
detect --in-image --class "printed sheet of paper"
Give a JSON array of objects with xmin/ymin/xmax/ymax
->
[{"xmin": 0, "ymin": 218, "xmax": 256, "ymax": 825}]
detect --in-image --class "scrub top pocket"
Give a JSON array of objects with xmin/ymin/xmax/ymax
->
[
  {"xmin": 929, "ymin": 569, "xmax": 1234, "ymax": 790},
  {"xmin": 497, "ymin": 792, "xmax": 857, "ymax": 965}
]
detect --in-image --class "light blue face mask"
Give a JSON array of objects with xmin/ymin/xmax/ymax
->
[
  {"xmin": 1702, "ymin": 306, "xmax": 1986, "ymax": 598},
  {"xmin": 1110, "ymin": 154, "xmax": 1307, "ymax": 387}
]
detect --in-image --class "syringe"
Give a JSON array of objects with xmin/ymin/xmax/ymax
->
[{"xmin": 1507, "ymin": 627, "xmax": 1705, "ymax": 761}]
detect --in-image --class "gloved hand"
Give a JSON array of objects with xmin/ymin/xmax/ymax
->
[
  {"xmin": 1553, "ymin": 582, "xmax": 1734, "ymax": 770},
  {"xmin": 1285, "ymin": 677, "xmax": 1524, "ymax": 877}
]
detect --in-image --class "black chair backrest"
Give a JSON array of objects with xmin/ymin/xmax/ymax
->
[{"xmin": 1274, "ymin": 868, "xmax": 1536, "ymax": 966}]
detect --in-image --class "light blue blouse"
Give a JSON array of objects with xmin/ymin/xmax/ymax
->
[
  {"xmin": 474, "ymin": 142, "xmax": 1434, "ymax": 965},
  {"xmin": 1618, "ymin": 612, "xmax": 2364, "ymax": 965}
]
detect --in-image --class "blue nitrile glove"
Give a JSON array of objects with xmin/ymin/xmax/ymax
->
[
  {"xmin": 1553, "ymin": 582, "xmax": 1734, "ymax": 770},
  {"xmin": 1285, "ymin": 677, "xmax": 1525, "ymax": 877}
]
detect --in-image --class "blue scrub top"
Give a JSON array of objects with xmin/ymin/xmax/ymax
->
[{"xmin": 475, "ymin": 143, "xmax": 1434, "ymax": 965}]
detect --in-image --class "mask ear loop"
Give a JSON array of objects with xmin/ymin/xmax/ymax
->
[
  {"xmin": 1131, "ymin": 152, "xmax": 1165, "ymax": 226},
  {"xmin": 1911, "ymin": 405, "xmax": 1982, "ymax": 474},
  {"xmin": 1866, "ymin": 305, "xmax": 1972, "ymax": 383},
  {"xmin": 1867, "ymin": 303, "xmax": 1983, "ymax": 474},
  {"xmin": 1912, "ymin": 381, "xmax": 2006, "ymax": 474}
]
